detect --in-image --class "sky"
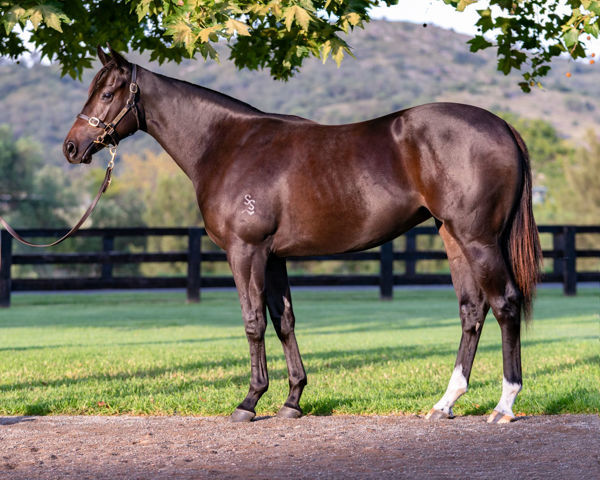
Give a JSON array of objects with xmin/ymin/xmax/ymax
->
[
  {"xmin": 369, "ymin": 0, "xmax": 484, "ymax": 35},
  {"xmin": 369, "ymin": 0, "xmax": 600, "ymax": 54}
]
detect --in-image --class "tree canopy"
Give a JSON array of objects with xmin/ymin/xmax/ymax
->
[{"xmin": 1, "ymin": 1, "xmax": 599, "ymax": 90}]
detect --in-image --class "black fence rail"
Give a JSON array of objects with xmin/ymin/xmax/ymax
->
[{"xmin": 0, "ymin": 225, "xmax": 598, "ymax": 307}]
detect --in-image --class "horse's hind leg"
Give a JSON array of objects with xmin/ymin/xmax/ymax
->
[
  {"xmin": 265, "ymin": 255, "xmax": 307, "ymax": 418},
  {"xmin": 227, "ymin": 242, "xmax": 270, "ymax": 422},
  {"xmin": 426, "ymin": 225, "xmax": 489, "ymax": 420},
  {"xmin": 450, "ymin": 228, "xmax": 524, "ymax": 424}
]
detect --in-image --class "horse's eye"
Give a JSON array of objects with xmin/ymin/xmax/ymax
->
[{"xmin": 101, "ymin": 92, "xmax": 113, "ymax": 100}]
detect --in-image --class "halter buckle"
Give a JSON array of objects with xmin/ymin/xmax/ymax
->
[
  {"xmin": 94, "ymin": 134, "xmax": 106, "ymax": 145},
  {"xmin": 129, "ymin": 83, "xmax": 138, "ymax": 94},
  {"xmin": 88, "ymin": 117, "xmax": 100, "ymax": 127}
]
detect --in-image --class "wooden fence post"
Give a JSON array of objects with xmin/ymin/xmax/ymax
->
[
  {"xmin": 552, "ymin": 229, "xmax": 564, "ymax": 279},
  {"xmin": 380, "ymin": 241, "xmax": 393, "ymax": 300},
  {"xmin": 0, "ymin": 230, "xmax": 13, "ymax": 308},
  {"xmin": 102, "ymin": 234, "xmax": 114, "ymax": 281},
  {"xmin": 563, "ymin": 226, "xmax": 577, "ymax": 296},
  {"xmin": 405, "ymin": 230, "xmax": 416, "ymax": 277},
  {"xmin": 187, "ymin": 227, "xmax": 202, "ymax": 303}
]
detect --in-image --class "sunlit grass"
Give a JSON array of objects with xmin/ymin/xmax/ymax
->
[{"xmin": 0, "ymin": 287, "xmax": 597, "ymax": 416}]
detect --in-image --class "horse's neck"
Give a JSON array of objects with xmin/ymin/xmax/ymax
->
[{"xmin": 138, "ymin": 67, "xmax": 260, "ymax": 185}]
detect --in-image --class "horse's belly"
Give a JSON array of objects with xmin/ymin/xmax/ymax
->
[{"xmin": 271, "ymin": 195, "xmax": 426, "ymax": 257}]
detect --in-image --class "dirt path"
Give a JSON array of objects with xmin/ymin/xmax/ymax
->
[{"xmin": 0, "ymin": 414, "xmax": 598, "ymax": 479}]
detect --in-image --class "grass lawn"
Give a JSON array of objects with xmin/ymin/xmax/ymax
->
[{"xmin": 0, "ymin": 287, "xmax": 597, "ymax": 417}]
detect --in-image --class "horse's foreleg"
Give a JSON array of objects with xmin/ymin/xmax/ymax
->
[
  {"xmin": 265, "ymin": 255, "xmax": 307, "ymax": 418},
  {"xmin": 427, "ymin": 226, "xmax": 489, "ymax": 420},
  {"xmin": 228, "ymin": 243, "xmax": 270, "ymax": 423}
]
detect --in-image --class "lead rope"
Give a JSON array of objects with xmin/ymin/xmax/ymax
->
[{"xmin": 0, "ymin": 146, "xmax": 117, "ymax": 268}]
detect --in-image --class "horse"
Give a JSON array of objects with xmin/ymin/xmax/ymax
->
[{"xmin": 64, "ymin": 47, "xmax": 542, "ymax": 424}]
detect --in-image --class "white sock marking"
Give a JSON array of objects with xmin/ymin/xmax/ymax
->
[
  {"xmin": 432, "ymin": 365, "xmax": 468, "ymax": 416},
  {"xmin": 493, "ymin": 377, "xmax": 522, "ymax": 418}
]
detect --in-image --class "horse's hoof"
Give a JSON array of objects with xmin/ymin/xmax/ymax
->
[
  {"xmin": 230, "ymin": 408, "xmax": 255, "ymax": 423},
  {"xmin": 425, "ymin": 408, "xmax": 454, "ymax": 420},
  {"xmin": 277, "ymin": 406, "xmax": 302, "ymax": 419},
  {"xmin": 487, "ymin": 410, "xmax": 514, "ymax": 424}
]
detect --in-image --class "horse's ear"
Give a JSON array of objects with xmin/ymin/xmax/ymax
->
[
  {"xmin": 97, "ymin": 45, "xmax": 110, "ymax": 66},
  {"xmin": 108, "ymin": 44, "xmax": 129, "ymax": 69}
]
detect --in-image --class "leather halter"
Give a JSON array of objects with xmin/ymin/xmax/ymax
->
[{"xmin": 77, "ymin": 63, "xmax": 140, "ymax": 147}]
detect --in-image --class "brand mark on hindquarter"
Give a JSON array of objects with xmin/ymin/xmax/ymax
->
[{"xmin": 243, "ymin": 194, "xmax": 256, "ymax": 215}]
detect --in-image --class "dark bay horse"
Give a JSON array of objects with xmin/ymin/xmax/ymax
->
[{"xmin": 64, "ymin": 47, "xmax": 542, "ymax": 424}]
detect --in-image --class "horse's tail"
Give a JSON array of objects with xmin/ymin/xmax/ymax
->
[{"xmin": 505, "ymin": 122, "xmax": 542, "ymax": 323}]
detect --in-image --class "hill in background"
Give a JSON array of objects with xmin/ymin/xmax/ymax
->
[{"xmin": 1, "ymin": 20, "xmax": 598, "ymax": 166}]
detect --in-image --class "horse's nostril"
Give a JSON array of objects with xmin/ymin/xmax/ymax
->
[{"xmin": 66, "ymin": 141, "xmax": 77, "ymax": 157}]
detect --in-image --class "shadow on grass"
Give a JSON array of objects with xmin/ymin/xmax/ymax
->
[
  {"xmin": 0, "ymin": 335, "xmax": 245, "ymax": 353},
  {"xmin": 5, "ymin": 290, "xmax": 458, "ymax": 330},
  {"xmin": 2, "ymin": 338, "xmax": 594, "ymax": 398},
  {"xmin": 460, "ymin": 402, "xmax": 497, "ymax": 416},
  {"xmin": 22, "ymin": 403, "xmax": 53, "ymax": 416},
  {"xmin": 2, "ymin": 323, "xmax": 594, "ymax": 356},
  {"xmin": 540, "ymin": 388, "xmax": 600, "ymax": 414},
  {"xmin": 0, "ymin": 343, "xmax": 451, "ymax": 395},
  {"xmin": 302, "ymin": 397, "xmax": 358, "ymax": 415},
  {"xmin": 528, "ymin": 355, "xmax": 600, "ymax": 379}
]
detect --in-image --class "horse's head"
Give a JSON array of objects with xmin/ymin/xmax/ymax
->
[{"xmin": 63, "ymin": 46, "xmax": 141, "ymax": 164}]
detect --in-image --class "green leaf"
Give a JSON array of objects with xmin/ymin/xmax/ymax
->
[
  {"xmin": 343, "ymin": 12, "xmax": 361, "ymax": 27},
  {"xmin": 571, "ymin": 42, "xmax": 587, "ymax": 58},
  {"xmin": 167, "ymin": 20, "xmax": 197, "ymax": 56},
  {"xmin": 584, "ymin": 21, "xmax": 599, "ymax": 37},
  {"xmin": 225, "ymin": 18, "xmax": 250, "ymax": 36},
  {"xmin": 284, "ymin": 6, "xmax": 311, "ymax": 32},
  {"xmin": 468, "ymin": 35, "xmax": 493, "ymax": 52},
  {"xmin": 332, "ymin": 46, "xmax": 344, "ymax": 67},
  {"xmin": 199, "ymin": 42, "xmax": 218, "ymax": 61},
  {"xmin": 295, "ymin": 6, "xmax": 311, "ymax": 31},
  {"xmin": 2, "ymin": 13, "xmax": 17, "ymax": 35},
  {"xmin": 537, "ymin": 65, "xmax": 551, "ymax": 76},
  {"xmin": 563, "ymin": 28, "xmax": 580, "ymax": 47},
  {"xmin": 28, "ymin": 9, "xmax": 43, "ymax": 29},
  {"xmin": 498, "ymin": 55, "xmax": 511, "ymax": 75},
  {"xmin": 37, "ymin": 3, "xmax": 70, "ymax": 32},
  {"xmin": 198, "ymin": 25, "xmax": 220, "ymax": 43},
  {"xmin": 136, "ymin": 0, "xmax": 153, "ymax": 22},
  {"xmin": 476, "ymin": 13, "xmax": 494, "ymax": 32},
  {"xmin": 284, "ymin": 7, "xmax": 295, "ymax": 31},
  {"xmin": 319, "ymin": 37, "xmax": 349, "ymax": 67},
  {"xmin": 548, "ymin": 44, "xmax": 565, "ymax": 56},
  {"xmin": 2, "ymin": 5, "xmax": 26, "ymax": 34},
  {"xmin": 518, "ymin": 81, "xmax": 531, "ymax": 93},
  {"xmin": 321, "ymin": 40, "xmax": 332, "ymax": 63},
  {"xmin": 11, "ymin": 5, "xmax": 27, "ymax": 22},
  {"xmin": 589, "ymin": 1, "xmax": 600, "ymax": 15},
  {"xmin": 456, "ymin": 0, "xmax": 477, "ymax": 12}
]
